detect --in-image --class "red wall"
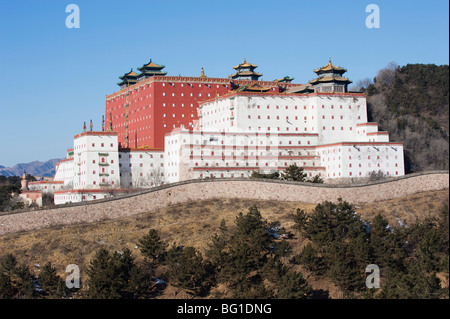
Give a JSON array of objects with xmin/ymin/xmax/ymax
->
[{"xmin": 106, "ymin": 76, "xmax": 302, "ymax": 149}]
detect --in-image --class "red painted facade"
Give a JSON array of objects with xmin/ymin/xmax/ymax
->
[{"xmin": 105, "ymin": 75, "xmax": 303, "ymax": 150}]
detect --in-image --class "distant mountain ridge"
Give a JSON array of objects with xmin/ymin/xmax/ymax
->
[{"xmin": 0, "ymin": 159, "xmax": 62, "ymax": 177}]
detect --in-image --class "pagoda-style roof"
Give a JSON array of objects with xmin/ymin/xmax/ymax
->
[
  {"xmin": 119, "ymin": 69, "xmax": 138, "ymax": 79},
  {"xmin": 236, "ymin": 82, "xmax": 270, "ymax": 92},
  {"xmin": 230, "ymin": 70, "xmax": 263, "ymax": 79},
  {"xmin": 313, "ymin": 59, "xmax": 347, "ymax": 75},
  {"xmin": 138, "ymin": 59, "xmax": 166, "ymax": 72},
  {"xmin": 274, "ymin": 76, "xmax": 294, "ymax": 83},
  {"xmin": 309, "ymin": 74, "xmax": 352, "ymax": 85},
  {"xmin": 118, "ymin": 69, "xmax": 139, "ymax": 87},
  {"xmin": 233, "ymin": 58, "xmax": 258, "ymax": 70},
  {"xmin": 137, "ymin": 59, "xmax": 167, "ymax": 79},
  {"xmin": 229, "ymin": 59, "xmax": 262, "ymax": 80},
  {"xmin": 287, "ymin": 84, "xmax": 314, "ymax": 94}
]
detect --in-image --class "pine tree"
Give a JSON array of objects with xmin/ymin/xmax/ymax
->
[
  {"xmin": 0, "ymin": 272, "xmax": 15, "ymax": 299},
  {"xmin": 292, "ymin": 208, "xmax": 308, "ymax": 239},
  {"xmin": 281, "ymin": 165, "xmax": 307, "ymax": 181},
  {"xmin": 205, "ymin": 219, "xmax": 229, "ymax": 271},
  {"xmin": 166, "ymin": 244, "xmax": 209, "ymax": 295},
  {"xmin": 295, "ymin": 242, "xmax": 326, "ymax": 275},
  {"xmin": 369, "ymin": 214, "xmax": 393, "ymax": 266},
  {"xmin": 86, "ymin": 248, "xmax": 119, "ymax": 299},
  {"xmin": 38, "ymin": 262, "xmax": 65, "ymax": 298},
  {"xmin": 14, "ymin": 265, "xmax": 33, "ymax": 299},
  {"xmin": 277, "ymin": 270, "xmax": 312, "ymax": 299},
  {"xmin": 222, "ymin": 206, "xmax": 273, "ymax": 286},
  {"xmin": 1, "ymin": 253, "xmax": 17, "ymax": 276},
  {"xmin": 137, "ymin": 229, "xmax": 168, "ymax": 264}
]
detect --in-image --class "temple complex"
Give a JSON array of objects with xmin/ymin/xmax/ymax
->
[{"xmin": 34, "ymin": 58, "xmax": 405, "ymax": 205}]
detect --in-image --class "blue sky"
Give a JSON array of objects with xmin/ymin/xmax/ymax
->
[{"xmin": 0, "ymin": 0, "xmax": 448, "ymax": 167}]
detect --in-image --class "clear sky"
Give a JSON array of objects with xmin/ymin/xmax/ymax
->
[{"xmin": 0, "ymin": 0, "xmax": 448, "ymax": 167}]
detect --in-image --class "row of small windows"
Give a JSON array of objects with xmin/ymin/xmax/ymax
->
[
  {"xmin": 163, "ymin": 92, "xmax": 211, "ymax": 97},
  {"xmin": 189, "ymin": 162, "xmax": 319, "ymax": 167},
  {"xmin": 246, "ymin": 126, "xmax": 353, "ymax": 132},
  {"xmin": 163, "ymin": 113, "xmax": 194, "ymax": 118},
  {"xmin": 245, "ymin": 115, "xmax": 361, "ymax": 121},
  {"xmin": 119, "ymin": 163, "xmax": 164, "ymax": 168},
  {"xmin": 162, "ymin": 83, "xmax": 228, "ymax": 89},
  {"xmin": 322, "ymin": 155, "xmax": 399, "ymax": 161},
  {"xmin": 328, "ymin": 171, "xmax": 400, "ymax": 177},
  {"xmin": 118, "ymin": 154, "xmax": 163, "ymax": 159},
  {"xmin": 197, "ymin": 172, "xmax": 317, "ymax": 178},
  {"xmin": 75, "ymin": 143, "xmax": 114, "ymax": 149},
  {"xmin": 246, "ymin": 105, "xmax": 357, "ymax": 110}
]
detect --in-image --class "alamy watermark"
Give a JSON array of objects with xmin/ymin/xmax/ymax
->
[
  {"xmin": 365, "ymin": 264, "xmax": 380, "ymax": 289},
  {"xmin": 366, "ymin": 4, "xmax": 380, "ymax": 29},
  {"xmin": 65, "ymin": 4, "xmax": 80, "ymax": 29},
  {"xmin": 65, "ymin": 264, "xmax": 80, "ymax": 289}
]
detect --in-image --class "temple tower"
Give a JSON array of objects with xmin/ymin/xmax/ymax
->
[
  {"xmin": 309, "ymin": 59, "xmax": 352, "ymax": 93},
  {"xmin": 230, "ymin": 59, "xmax": 262, "ymax": 81},
  {"xmin": 117, "ymin": 69, "xmax": 139, "ymax": 89},
  {"xmin": 136, "ymin": 59, "xmax": 167, "ymax": 80}
]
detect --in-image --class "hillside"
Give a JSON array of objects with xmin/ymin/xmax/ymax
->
[
  {"xmin": 0, "ymin": 189, "xmax": 448, "ymax": 299},
  {"xmin": 362, "ymin": 63, "xmax": 449, "ymax": 173},
  {"xmin": 0, "ymin": 159, "xmax": 62, "ymax": 177}
]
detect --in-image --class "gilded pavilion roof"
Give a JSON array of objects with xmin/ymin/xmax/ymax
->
[
  {"xmin": 120, "ymin": 69, "xmax": 138, "ymax": 79},
  {"xmin": 313, "ymin": 59, "xmax": 347, "ymax": 75},
  {"xmin": 230, "ymin": 70, "xmax": 263, "ymax": 78},
  {"xmin": 309, "ymin": 74, "xmax": 352, "ymax": 85},
  {"xmin": 139, "ymin": 59, "xmax": 165, "ymax": 71},
  {"xmin": 233, "ymin": 58, "xmax": 258, "ymax": 70}
]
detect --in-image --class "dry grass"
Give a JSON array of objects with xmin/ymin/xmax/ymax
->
[{"xmin": 0, "ymin": 189, "xmax": 447, "ymax": 298}]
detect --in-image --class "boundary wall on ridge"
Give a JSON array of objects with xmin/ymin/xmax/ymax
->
[{"xmin": 0, "ymin": 171, "xmax": 448, "ymax": 235}]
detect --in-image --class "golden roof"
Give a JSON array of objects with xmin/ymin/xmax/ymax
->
[
  {"xmin": 142, "ymin": 60, "xmax": 165, "ymax": 69},
  {"xmin": 287, "ymin": 84, "xmax": 313, "ymax": 93},
  {"xmin": 313, "ymin": 59, "xmax": 347, "ymax": 74},
  {"xmin": 230, "ymin": 70, "xmax": 263, "ymax": 77},
  {"xmin": 237, "ymin": 82, "xmax": 270, "ymax": 92},
  {"xmin": 233, "ymin": 58, "xmax": 258, "ymax": 70},
  {"xmin": 309, "ymin": 74, "xmax": 352, "ymax": 84},
  {"xmin": 125, "ymin": 70, "xmax": 138, "ymax": 76}
]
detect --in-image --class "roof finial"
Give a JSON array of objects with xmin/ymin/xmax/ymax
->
[
  {"xmin": 200, "ymin": 67, "xmax": 207, "ymax": 78},
  {"xmin": 244, "ymin": 58, "xmax": 246, "ymax": 63},
  {"xmin": 329, "ymin": 58, "xmax": 331, "ymax": 64}
]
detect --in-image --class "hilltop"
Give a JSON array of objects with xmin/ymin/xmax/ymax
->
[
  {"xmin": 359, "ymin": 63, "xmax": 449, "ymax": 172},
  {"xmin": 0, "ymin": 188, "xmax": 447, "ymax": 299}
]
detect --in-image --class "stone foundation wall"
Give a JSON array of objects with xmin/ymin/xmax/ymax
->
[{"xmin": 0, "ymin": 171, "xmax": 448, "ymax": 235}]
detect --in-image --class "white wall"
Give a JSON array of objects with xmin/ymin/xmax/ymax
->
[{"xmin": 72, "ymin": 133, "xmax": 120, "ymax": 190}]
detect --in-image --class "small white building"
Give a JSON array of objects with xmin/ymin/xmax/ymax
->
[{"xmin": 52, "ymin": 130, "xmax": 166, "ymax": 205}]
